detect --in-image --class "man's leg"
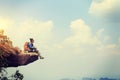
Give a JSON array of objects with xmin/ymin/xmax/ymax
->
[
  {"xmin": 37, "ymin": 51, "xmax": 44, "ymax": 59},
  {"xmin": 34, "ymin": 49, "xmax": 44, "ymax": 59}
]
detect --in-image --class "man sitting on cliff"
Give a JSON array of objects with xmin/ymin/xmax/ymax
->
[{"xmin": 24, "ymin": 38, "xmax": 44, "ymax": 59}]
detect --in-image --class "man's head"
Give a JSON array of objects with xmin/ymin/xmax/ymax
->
[{"xmin": 29, "ymin": 38, "xmax": 34, "ymax": 43}]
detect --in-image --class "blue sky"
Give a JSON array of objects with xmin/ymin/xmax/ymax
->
[{"xmin": 0, "ymin": 0, "xmax": 120, "ymax": 80}]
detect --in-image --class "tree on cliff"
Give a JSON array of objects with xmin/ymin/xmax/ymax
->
[
  {"xmin": 0, "ymin": 44, "xmax": 24, "ymax": 80},
  {"xmin": 0, "ymin": 67, "xmax": 24, "ymax": 80}
]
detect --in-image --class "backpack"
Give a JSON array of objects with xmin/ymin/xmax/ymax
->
[{"xmin": 24, "ymin": 42, "xmax": 29, "ymax": 52}]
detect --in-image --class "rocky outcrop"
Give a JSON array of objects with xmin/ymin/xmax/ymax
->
[{"xmin": 0, "ymin": 44, "xmax": 38, "ymax": 67}]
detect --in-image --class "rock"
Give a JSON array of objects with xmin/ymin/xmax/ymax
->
[{"xmin": 0, "ymin": 44, "xmax": 39, "ymax": 67}]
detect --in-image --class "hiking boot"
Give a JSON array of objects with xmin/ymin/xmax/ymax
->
[{"xmin": 40, "ymin": 56, "xmax": 44, "ymax": 59}]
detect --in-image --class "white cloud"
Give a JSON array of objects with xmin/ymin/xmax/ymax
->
[
  {"xmin": 3, "ymin": 18, "xmax": 53, "ymax": 51},
  {"xmin": 97, "ymin": 43, "xmax": 120, "ymax": 55},
  {"xmin": 51, "ymin": 19, "xmax": 119, "ymax": 55},
  {"xmin": 96, "ymin": 28, "xmax": 104, "ymax": 38},
  {"xmin": 64, "ymin": 19, "xmax": 101, "ymax": 46},
  {"xmin": 119, "ymin": 37, "xmax": 120, "ymax": 43},
  {"xmin": 89, "ymin": 0, "xmax": 120, "ymax": 16},
  {"xmin": 0, "ymin": 16, "xmax": 14, "ymax": 30},
  {"xmin": 106, "ymin": 44, "xmax": 117, "ymax": 49},
  {"xmin": 96, "ymin": 29, "xmax": 110, "ymax": 43},
  {"xmin": 98, "ymin": 44, "xmax": 117, "ymax": 50},
  {"xmin": 103, "ymin": 35, "xmax": 110, "ymax": 42}
]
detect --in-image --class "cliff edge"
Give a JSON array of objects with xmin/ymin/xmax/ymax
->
[{"xmin": 0, "ymin": 29, "xmax": 38, "ymax": 67}]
